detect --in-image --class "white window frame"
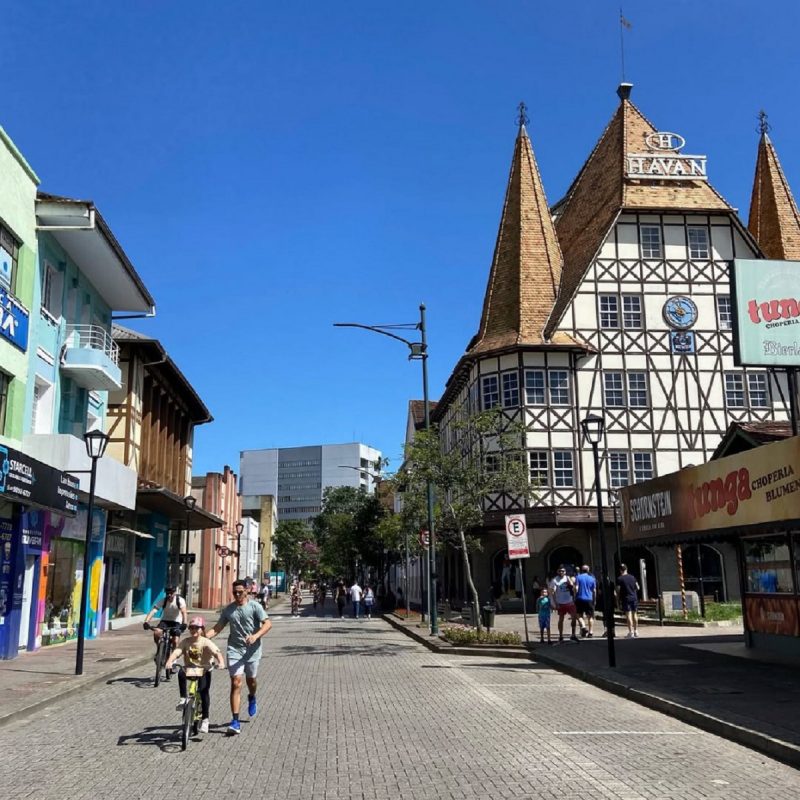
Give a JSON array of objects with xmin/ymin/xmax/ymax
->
[
  {"xmin": 687, "ymin": 226, "xmax": 710, "ymax": 259},
  {"xmin": 553, "ymin": 450, "xmax": 575, "ymax": 488},
  {"xmin": 747, "ymin": 372, "xmax": 770, "ymax": 409},
  {"xmin": 633, "ymin": 452, "xmax": 654, "ymax": 483},
  {"xmin": 502, "ymin": 372, "xmax": 519, "ymax": 408},
  {"xmin": 548, "ymin": 370, "xmax": 570, "ymax": 406},
  {"xmin": 716, "ymin": 295, "xmax": 732, "ymax": 330},
  {"xmin": 640, "ymin": 225, "xmax": 663, "ymax": 259},
  {"xmin": 524, "ymin": 370, "xmax": 546, "ymax": 405},
  {"xmin": 599, "ymin": 294, "xmax": 620, "ymax": 329},
  {"xmin": 627, "ymin": 372, "xmax": 649, "ymax": 408},
  {"xmin": 529, "ymin": 451, "xmax": 549, "ymax": 487},
  {"xmin": 481, "ymin": 375, "xmax": 499, "ymax": 410},
  {"xmin": 608, "ymin": 451, "xmax": 630, "ymax": 489},
  {"xmin": 603, "ymin": 372, "xmax": 625, "ymax": 408},
  {"xmin": 724, "ymin": 373, "xmax": 745, "ymax": 409}
]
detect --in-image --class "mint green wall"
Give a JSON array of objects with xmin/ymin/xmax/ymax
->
[{"xmin": 0, "ymin": 127, "xmax": 39, "ymax": 446}]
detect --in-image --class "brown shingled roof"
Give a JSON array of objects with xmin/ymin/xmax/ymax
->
[
  {"xmin": 747, "ymin": 131, "xmax": 800, "ymax": 260},
  {"xmin": 545, "ymin": 87, "xmax": 732, "ymax": 337},
  {"xmin": 467, "ymin": 122, "xmax": 565, "ymax": 355},
  {"xmin": 409, "ymin": 399, "xmax": 438, "ymax": 430}
]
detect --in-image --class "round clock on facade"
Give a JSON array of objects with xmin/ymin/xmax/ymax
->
[{"xmin": 663, "ymin": 296, "xmax": 698, "ymax": 329}]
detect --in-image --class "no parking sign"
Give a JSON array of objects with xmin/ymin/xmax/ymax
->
[{"xmin": 505, "ymin": 514, "xmax": 529, "ymax": 560}]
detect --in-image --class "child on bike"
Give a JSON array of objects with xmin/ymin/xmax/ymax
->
[{"xmin": 165, "ymin": 616, "xmax": 225, "ymax": 734}]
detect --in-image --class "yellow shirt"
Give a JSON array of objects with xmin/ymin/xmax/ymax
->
[{"xmin": 178, "ymin": 635, "xmax": 221, "ymax": 669}]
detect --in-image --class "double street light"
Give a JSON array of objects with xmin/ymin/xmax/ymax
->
[
  {"xmin": 334, "ymin": 304, "xmax": 438, "ymax": 635},
  {"xmin": 581, "ymin": 413, "xmax": 616, "ymax": 668},
  {"xmin": 75, "ymin": 429, "xmax": 110, "ymax": 676}
]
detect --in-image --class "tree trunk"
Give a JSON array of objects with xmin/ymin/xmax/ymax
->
[{"xmin": 458, "ymin": 527, "xmax": 482, "ymax": 632}]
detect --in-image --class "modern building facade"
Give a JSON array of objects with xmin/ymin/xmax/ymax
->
[
  {"xmin": 432, "ymin": 86, "xmax": 793, "ymax": 607},
  {"xmin": 240, "ymin": 442, "xmax": 382, "ymax": 524}
]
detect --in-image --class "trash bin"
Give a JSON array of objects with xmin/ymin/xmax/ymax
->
[{"xmin": 480, "ymin": 604, "xmax": 496, "ymax": 630}]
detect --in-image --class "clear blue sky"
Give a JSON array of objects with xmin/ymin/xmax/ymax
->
[{"xmin": 6, "ymin": 1, "xmax": 800, "ymax": 473}]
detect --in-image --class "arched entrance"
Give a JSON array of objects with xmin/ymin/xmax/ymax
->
[
  {"xmin": 546, "ymin": 546, "xmax": 583, "ymax": 578},
  {"xmin": 618, "ymin": 546, "xmax": 657, "ymax": 600},
  {"xmin": 490, "ymin": 549, "xmax": 523, "ymax": 598},
  {"xmin": 683, "ymin": 544, "xmax": 726, "ymax": 602}
]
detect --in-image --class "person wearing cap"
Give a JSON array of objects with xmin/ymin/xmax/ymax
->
[{"xmin": 165, "ymin": 616, "xmax": 225, "ymax": 735}]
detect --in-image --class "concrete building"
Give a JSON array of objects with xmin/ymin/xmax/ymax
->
[
  {"xmin": 239, "ymin": 442, "xmax": 382, "ymax": 525},
  {"xmin": 431, "ymin": 86, "xmax": 793, "ymax": 608}
]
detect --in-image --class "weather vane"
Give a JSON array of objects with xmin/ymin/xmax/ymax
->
[
  {"xmin": 758, "ymin": 110, "xmax": 771, "ymax": 135},
  {"xmin": 516, "ymin": 101, "xmax": 529, "ymax": 129}
]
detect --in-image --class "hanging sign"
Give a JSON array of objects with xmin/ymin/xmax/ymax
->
[
  {"xmin": 626, "ymin": 131, "xmax": 707, "ymax": 182},
  {"xmin": 505, "ymin": 514, "xmax": 530, "ymax": 560},
  {"xmin": 0, "ymin": 286, "xmax": 29, "ymax": 352}
]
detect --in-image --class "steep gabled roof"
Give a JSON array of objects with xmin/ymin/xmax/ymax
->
[
  {"xmin": 545, "ymin": 85, "xmax": 732, "ymax": 337},
  {"xmin": 747, "ymin": 129, "xmax": 800, "ymax": 260},
  {"xmin": 467, "ymin": 120, "xmax": 566, "ymax": 355}
]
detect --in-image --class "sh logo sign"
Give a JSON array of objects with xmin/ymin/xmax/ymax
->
[{"xmin": 0, "ymin": 445, "xmax": 8, "ymax": 494}]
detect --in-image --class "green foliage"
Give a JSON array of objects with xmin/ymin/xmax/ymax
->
[
  {"xmin": 680, "ymin": 602, "xmax": 743, "ymax": 622},
  {"xmin": 273, "ymin": 519, "xmax": 314, "ymax": 577},
  {"xmin": 440, "ymin": 625, "xmax": 522, "ymax": 646}
]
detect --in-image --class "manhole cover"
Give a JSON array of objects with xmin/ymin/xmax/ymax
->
[{"xmin": 96, "ymin": 657, "xmax": 125, "ymax": 663}]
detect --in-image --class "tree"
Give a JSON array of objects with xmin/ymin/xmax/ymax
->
[
  {"xmin": 397, "ymin": 408, "xmax": 531, "ymax": 630},
  {"xmin": 273, "ymin": 519, "xmax": 314, "ymax": 580}
]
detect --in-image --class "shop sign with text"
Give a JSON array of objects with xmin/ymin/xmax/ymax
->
[
  {"xmin": 625, "ymin": 131, "xmax": 707, "ymax": 182},
  {"xmin": 732, "ymin": 259, "xmax": 800, "ymax": 366},
  {"xmin": 0, "ymin": 444, "xmax": 78, "ymax": 515},
  {"xmin": 620, "ymin": 435, "xmax": 800, "ymax": 542}
]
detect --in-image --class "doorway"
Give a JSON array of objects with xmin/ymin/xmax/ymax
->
[
  {"xmin": 683, "ymin": 544, "xmax": 726, "ymax": 602},
  {"xmin": 18, "ymin": 556, "xmax": 35, "ymax": 650},
  {"xmin": 546, "ymin": 546, "xmax": 583, "ymax": 578}
]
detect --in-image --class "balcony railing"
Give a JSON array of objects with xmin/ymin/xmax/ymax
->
[{"xmin": 64, "ymin": 324, "xmax": 119, "ymax": 365}]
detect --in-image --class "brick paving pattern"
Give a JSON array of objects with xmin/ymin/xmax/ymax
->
[{"xmin": 1, "ymin": 601, "xmax": 798, "ymax": 800}]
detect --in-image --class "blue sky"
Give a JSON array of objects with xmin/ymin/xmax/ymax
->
[{"xmin": 6, "ymin": 1, "xmax": 800, "ymax": 473}]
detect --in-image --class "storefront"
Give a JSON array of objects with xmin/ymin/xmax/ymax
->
[
  {"xmin": 620, "ymin": 434, "xmax": 800, "ymax": 657},
  {"xmin": 0, "ymin": 445, "xmax": 80, "ymax": 660}
]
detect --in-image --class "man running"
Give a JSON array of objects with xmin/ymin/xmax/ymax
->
[{"xmin": 207, "ymin": 579, "xmax": 272, "ymax": 735}]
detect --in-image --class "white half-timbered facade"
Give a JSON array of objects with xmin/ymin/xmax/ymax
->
[{"xmin": 433, "ymin": 86, "xmax": 796, "ymax": 606}]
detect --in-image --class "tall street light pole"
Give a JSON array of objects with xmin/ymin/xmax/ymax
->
[
  {"xmin": 334, "ymin": 305, "xmax": 438, "ymax": 635},
  {"xmin": 236, "ymin": 522, "xmax": 244, "ymax": 580},
  {"xmin": 581, "ymin": 413, "xmax": 616, "ymax": 668},
  {"xmin": 183, "ymin": 495, "xmax": 196, "ymax": 603},
  {"xmin": 76, "ymin": 429, "xmax": 110, "ymax": 676}
]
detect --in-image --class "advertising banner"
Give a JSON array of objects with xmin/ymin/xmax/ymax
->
[
  {"xmin": 732, "ymin": 259, "xmax": 800, "ymax": 366},
  {"xmin": 620, "ymin": 436, "xmax": 800, "ymax": 543},
  {"xmin": 0, "ymin": 444, "xmax": 79, "ymax": 515},
  {"xmin": 744, "ymin": 596, "xmax": 800, "ymax": 637}
]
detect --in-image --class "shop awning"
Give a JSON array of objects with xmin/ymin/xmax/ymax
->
[
  {"xmin": 136, "ymin": 487, "xmax": 223, "ymax": 530},
  {"xmin": 106, "ymin": 526, "xmax": 155, "ymax": 539}
]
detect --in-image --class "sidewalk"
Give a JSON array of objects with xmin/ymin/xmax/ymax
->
[
  {"xmin": 0, "ymin": 598, "xmax": 287, "ymax": 729},
  {"xmin": 385, "ymin": 611, "xmax": 800, "ymax": 768}
]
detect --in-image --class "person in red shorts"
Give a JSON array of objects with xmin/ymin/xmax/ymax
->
[{"xmin": 550, "ymin": 566, "xmax": 579, "ymax": 643}]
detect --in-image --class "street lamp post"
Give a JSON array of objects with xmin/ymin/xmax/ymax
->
[
  {"xmin": 236, "ymin": 522, "xmax": 244, "ymax": 580},
  {"xmin": 75, "ymin": 429, "xmax": 110, "ymax": 676},
  {"xmin": 334, "ymin": 304, "xmax": 438, "ymax": 635},
  {"xmin": 183, "ymin": 495, "xmax": 196, "ymax": 603},
  {"xmin": 581, "ymin": 413, "xmax": 616, "ymax": 669}
]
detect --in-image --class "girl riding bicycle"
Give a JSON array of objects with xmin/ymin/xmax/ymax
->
[{"xmin": 165, "ymin": 616, "xmax": 225, "ymax": 734}]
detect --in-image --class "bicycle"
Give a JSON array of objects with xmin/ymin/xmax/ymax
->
[
  {"xmin": 145, "ymin": 623, "xmax": 181, "ymax": 687},
  {"xmin": 172, "ymin": 664, "xmax": 215, "ymax": 751}
]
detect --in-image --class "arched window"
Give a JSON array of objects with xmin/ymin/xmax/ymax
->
[{"xmin": 683, "ymin": 544, "xmax": 726, "ymax": 602}]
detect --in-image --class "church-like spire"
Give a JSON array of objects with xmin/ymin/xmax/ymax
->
[
  {"xmin": 748, "ymin": 113, "xmax": 800, "ymax": 260},
  {"xmin": 467, "ymin": 107, "xmax": 563, "ymax": 355}
]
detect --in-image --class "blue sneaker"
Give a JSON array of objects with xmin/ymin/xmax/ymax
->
[
  {"xmin": 227, "ymin": 719, "xmax": 241, "ymax": 735},
  {"xmin": 248, "ymin": 696, "xmax": 257, "ymax": 718}
]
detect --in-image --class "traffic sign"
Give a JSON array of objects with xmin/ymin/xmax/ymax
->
[
  {"xmin": 418, "ymin": 529, "xmax": 430, "ymax": 549},
  {"xmin": 505, "ymin": 514, "xmax": 529, "ymax": 559}
]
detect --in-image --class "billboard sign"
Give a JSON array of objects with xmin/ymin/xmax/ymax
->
[
  {"xmin": 620, "ymin": 435, "xmax": 800, "ymax": 543},
  {"xmin": 732, "ymin": 259, "xmax": 800, "ymax": 366}
]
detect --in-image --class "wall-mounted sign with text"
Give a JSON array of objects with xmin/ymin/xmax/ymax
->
[
  {"xmin": 0, "ymin": 444, "xmax": 79, "ymax": 516},
  {"xmin": 0, "ymin": 286, "xmax": 29, "ymax": 352},
  {"xmin": 626, "ymin": 131, "xmax": 707, "ymax": 182},
  {"xmin": 732, "ymin": 258, "xmax": 800, "ymax": 366}
]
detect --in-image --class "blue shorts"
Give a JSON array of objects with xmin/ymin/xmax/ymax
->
[{"xmin": 538, "ymin": 615, "xmax": 550, "ymax": 630}]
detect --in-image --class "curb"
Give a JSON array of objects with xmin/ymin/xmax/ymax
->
[
  {"xmin": 0, "ymin": 652, "xmax": 154, "ymax": 730},
  {"xmin": 384, "ymin": 613, "xmax": 800, "ymax": 770}
]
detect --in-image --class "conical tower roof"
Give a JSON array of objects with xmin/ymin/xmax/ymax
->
[
  {"xmin": 747, "ymin": 125, "xmax": 800, "ymax": 260},
  {"xmin": 467, "ymin": 115, "xmax": 565, "ymax": 355},
  {"xmin": 545, "ymin": 84, "xmax": 732, "ymax": 336}
]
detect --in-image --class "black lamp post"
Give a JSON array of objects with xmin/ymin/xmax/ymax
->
[
  {"xmin": 236, "ymin": 522, "xmax": 244, "ymax": 580},
  {"xmin": 581, "ymin": 413, "xmax": 616, "ymax": 668},
  {"xmin": 183, "ymin": 495, "xmax": 196, "ymax": 602},
  {"xmin": 75, "ymin": 429, "xmax": 110, "ymax": 676},
  {"xmin": 258, "ymin": 540, "xmax": 265, "ymax": 584},
  {"xmin": 334, "ymin": 304, "xmax": 438, "ymax": 635}
]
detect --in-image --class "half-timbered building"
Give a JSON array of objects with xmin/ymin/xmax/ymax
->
[{"xmin": 433, "ymin": 85, "xmax": 796, "ymax": 606}]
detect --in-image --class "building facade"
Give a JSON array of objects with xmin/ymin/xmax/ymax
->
[{"xmin": 433, "ymin": 86, "xmax": 793, "ymax": 607}]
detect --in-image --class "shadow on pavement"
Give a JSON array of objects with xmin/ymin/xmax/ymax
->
[
  {"xmin": 117, "ymin": 724, "xmax": 184, "ymax": 752},
  {"xmin": 106, "ymin": 675, "xmax": 157, "ymax": 689},
  {"xmin": 276, "ymin": 641, "xmax": 411, "ymax": 657}
]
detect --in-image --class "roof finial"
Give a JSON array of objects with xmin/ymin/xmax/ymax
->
[
  {"xmin": 758, "ymin": 109, "xmax": 771, "ymax": 136},
  {"xmin": 516, "ymin": 101, "xmax": 529, "ymax": 130}
]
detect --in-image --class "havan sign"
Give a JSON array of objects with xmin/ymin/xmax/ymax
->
[{"xmin": 625, "ymin": 131, "xmax": 708, "ymax": 182}]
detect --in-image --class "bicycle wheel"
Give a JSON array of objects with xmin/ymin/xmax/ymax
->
[
  {"xmin": 154, "ymin": 637, "xmax": 165, "ymax": 687},
  {"xmin": 181, "ymin": 697, "xmax": 194, "ymax": 751}
]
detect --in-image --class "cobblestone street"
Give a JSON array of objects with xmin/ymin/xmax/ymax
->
[{"xmin": 2, "ymin": 606, "xmax": 798, "ymax": 800}]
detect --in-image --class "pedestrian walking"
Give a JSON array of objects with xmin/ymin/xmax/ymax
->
[
  {"xmin": 207, "ymin": 579, "xmax": 272, "ymax": 736},
  {"xmin": 363, "ymin": 585, "xmax": 375, "ymax": 619},
  {"xmin": 350, "ymin": 580, "xmax": 363, "ymax": 619},
  {"xmin": 551, "ymin": 565, "xmax": 579, "ymax": 643},
  {"xmin": 536, "ymin": 588, "xmax": 552, "ymax": 644},
  {"xmin": 335, "ymin": 581, "xmax": 347, "ymax": 617},
  {"xmin": 616, "ymin": 563, "xmax": 640, "ymax": 638},
  {"xmin": 574, "ymin": 565, "xmax": 597, "ymax": 638}
]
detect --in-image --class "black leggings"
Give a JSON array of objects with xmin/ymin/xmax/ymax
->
[{"xmin": 178, "ymin": 671, "xmax": 211, "ymax": 718}]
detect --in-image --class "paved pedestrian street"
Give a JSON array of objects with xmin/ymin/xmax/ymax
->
[{"xmin": 1, "ymin": 608, "xmax": 798, "ymax": 800}]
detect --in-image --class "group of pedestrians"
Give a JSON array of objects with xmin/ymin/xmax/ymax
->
[
  {"xmin": 329, "ymin": 579, "xmax": 376, "ymax": 618},
  {"xmin": 536, "ymin": 563, "xmax": 641, "ymax": 644}
]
